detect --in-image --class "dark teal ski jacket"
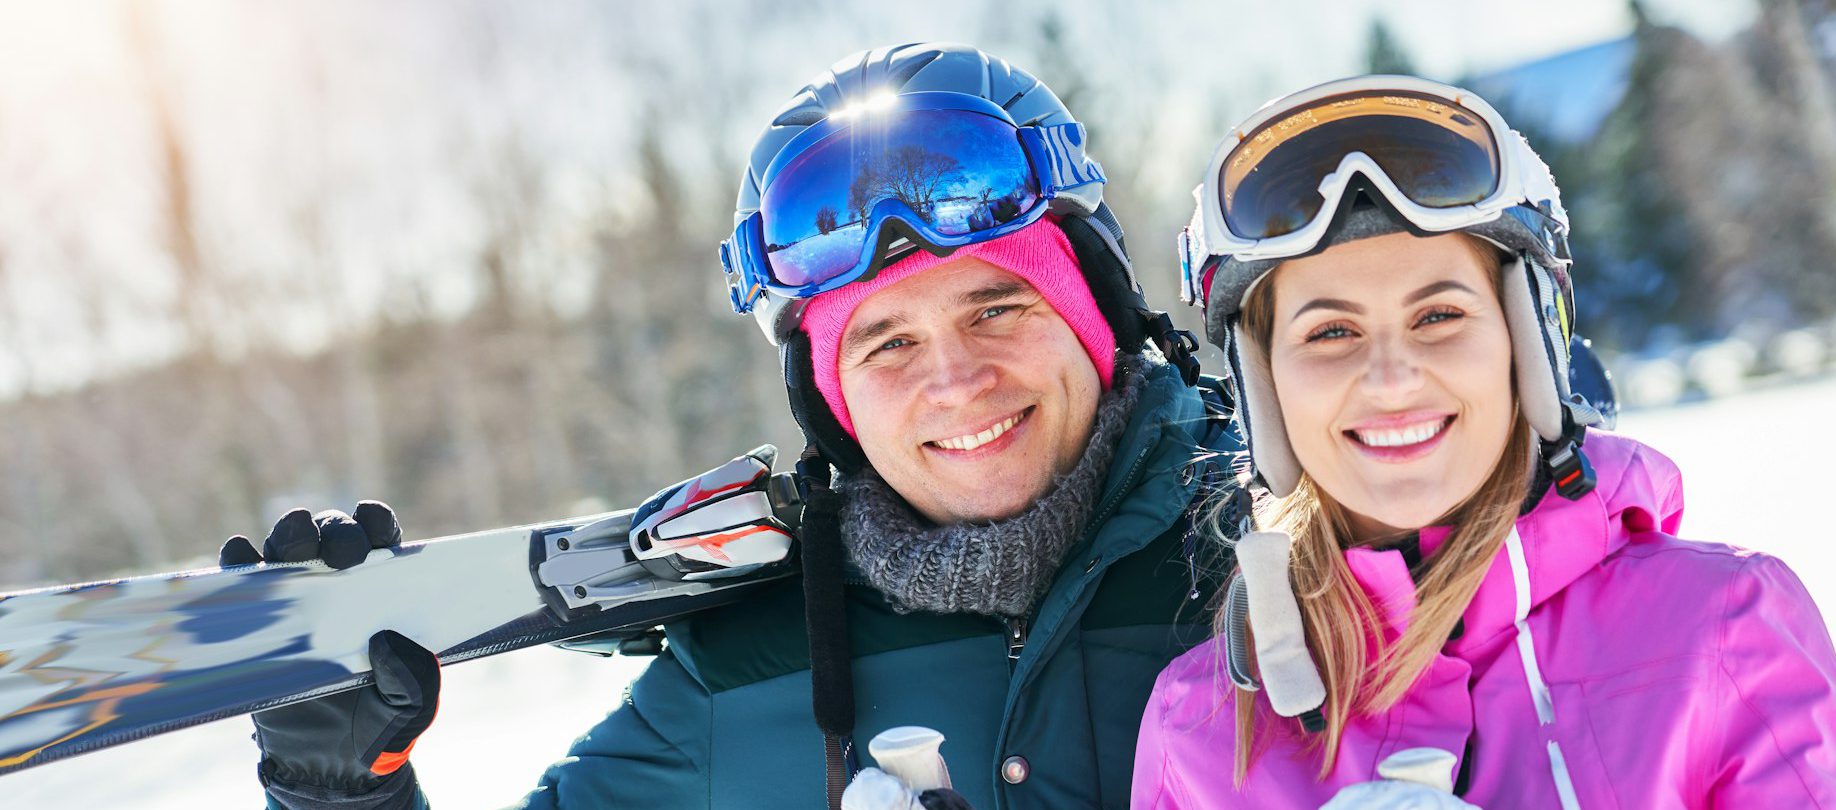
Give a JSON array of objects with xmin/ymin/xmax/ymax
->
[{"xmin": 493, "ymin": 364, "xmax": 1230, "ymax": 809}]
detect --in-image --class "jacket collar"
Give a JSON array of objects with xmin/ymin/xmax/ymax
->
[
  {"xmin": 1343, "ymin": 432, "xmax": 1686, "ymax": 653},
  {"xmin": 1086, "ymin": 357, "xmax": 1210, "ymax": 555}
]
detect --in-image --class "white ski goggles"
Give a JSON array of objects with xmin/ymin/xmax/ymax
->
[{"xmin": 1178, "ymin": 75, "xmax": 1564, "ymax": 308}]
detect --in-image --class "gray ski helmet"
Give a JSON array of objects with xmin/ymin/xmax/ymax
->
[{"xmin": 733, "ymin": 42, "xmax": 1188, "ymax": 473}]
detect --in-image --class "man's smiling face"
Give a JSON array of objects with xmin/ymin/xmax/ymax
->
[{"xmin": 837, "ymin": 257, "xmax": 1101, "ymax": 524}]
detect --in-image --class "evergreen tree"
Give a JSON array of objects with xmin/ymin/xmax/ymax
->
[
  {"xmin": 1364, "ymin": 18, "xmax": 1416, "ymax": 75},
  {"xmin": 1588, "ymin": 3, "xmax": 1714, "ymax": 344}
]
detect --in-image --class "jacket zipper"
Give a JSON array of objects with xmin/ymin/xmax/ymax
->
[
  {"xmin": 1002, "ymin": 445, "xmax": 1153, "ymax": 674},
  {"xmin": 1082, "ymin": 446, "xmax": 1154, "ymax": 543},
  {"xmin": 1006, "ymin": 616, "xmax": 1029, "ymax": 662}
]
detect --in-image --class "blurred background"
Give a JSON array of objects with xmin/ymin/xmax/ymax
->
[{"xmin": 2, "ymin": 0, "xmax": 1832, "ymax": 806}]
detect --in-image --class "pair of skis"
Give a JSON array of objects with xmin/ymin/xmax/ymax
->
[{"xmin": 0, "ymin": 448, "xmax": 800, "ymax": 776}]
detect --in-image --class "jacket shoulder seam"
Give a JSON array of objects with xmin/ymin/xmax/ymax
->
[
  {"xmin": 623, "ymin": 655, "xmax": 707, "ymax": 772},
  {"xmin": 1712, "ymin": 553, "xmax": 1825, "ymax": 803}
]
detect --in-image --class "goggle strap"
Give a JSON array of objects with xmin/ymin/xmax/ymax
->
[
  {"xmin": 1021, "ymin": 123, "xmax": 1105, "ymax": 195},
  {"xmin": 723, "ymin": 213, "xmax": 769, "ymax": 314},
  {"xmin": 1176, "ymin": 229, "xmax": 1197, "ymax": 304}
]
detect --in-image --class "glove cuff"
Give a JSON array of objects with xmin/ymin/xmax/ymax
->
[{"xmin": 261, "ymin": 759, "xmax": 421, "ymax": 810}]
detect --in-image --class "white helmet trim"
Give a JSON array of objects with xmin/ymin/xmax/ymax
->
[{"xmin": 1186, "ymin": 74, "xmax": 1557, "ymax": 267}]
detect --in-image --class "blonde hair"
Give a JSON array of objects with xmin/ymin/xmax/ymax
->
[{"xmin": 1213, "ymin": 233, "xmax": 1533, "ymax": 782}]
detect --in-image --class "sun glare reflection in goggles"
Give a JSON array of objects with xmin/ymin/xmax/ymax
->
[
  {"xmin": 1220, "ymin": 91, "xmax": 1500, "ymax": 241},
  {"xmin": 723, "ymin": 92, "xmax": 1103, "ymax": 314}
]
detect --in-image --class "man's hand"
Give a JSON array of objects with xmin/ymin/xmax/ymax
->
[
  {"xmin": 219, "ymin": 500, "xmax": 403, "ymax": 571},
  {"xmin": 222, "ymin": 503, "xmax": 441, "ymax": 801},
  {"xmin": 842, "ymin": 727, "xmax": 974, "ymax": 810}
]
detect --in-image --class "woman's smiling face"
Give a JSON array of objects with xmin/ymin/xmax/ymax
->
[{"xmin": 1265, "ymin": 231, "xmax": 1516, "ymax": 539}]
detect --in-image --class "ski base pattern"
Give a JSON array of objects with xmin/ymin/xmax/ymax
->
[{"xmin": 0, "ymin": 487, "xmax": 798, "ymax": 775}]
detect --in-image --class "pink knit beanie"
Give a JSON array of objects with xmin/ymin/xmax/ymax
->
[{"xmin": 799, "ymin": 217, "xmax": 1117, "ymax": 438}]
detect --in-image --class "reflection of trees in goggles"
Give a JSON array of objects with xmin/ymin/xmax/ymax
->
[
  {"xmin": 725, "ymin": 92, "xmax": 1101, "ymax": 313},
  {"xmin": 846, "ymin": 146, "xmax": 959, "ymax": 225},
  {"xmin": 760, "ymin": 112, "xmax": 1039, "ymax": 285}
]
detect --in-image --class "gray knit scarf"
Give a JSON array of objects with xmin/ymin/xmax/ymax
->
[{"xmin": 836, "ymin": 355, "xmax": 1149, "ymax": 618}]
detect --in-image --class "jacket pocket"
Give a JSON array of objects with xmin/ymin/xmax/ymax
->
[{"xmin": 1561, "ymin": 655, "xmax": 1715, "ymax": 809}]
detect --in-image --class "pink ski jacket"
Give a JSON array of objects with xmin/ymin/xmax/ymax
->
[{"xmin": 1133, "ymin": 432, "xmax": 1836, "ymax": 808}]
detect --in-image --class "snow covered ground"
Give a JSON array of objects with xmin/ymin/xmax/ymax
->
[{"xmin": 7, "ymin": 375, "xmax": 1835, "ymax": 808}]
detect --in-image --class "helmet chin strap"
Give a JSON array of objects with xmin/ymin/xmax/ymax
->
[
  {"xmin": 1541, "ymin": 405, "xmax": 1598, "ymax": 501},
  {"xmin": 1141, "ymin": 309, "xmax": 1201, "ymax": 387},
  {"xmin": 793, "ymin": 444, "xmax": 860, "ymax": 810}
]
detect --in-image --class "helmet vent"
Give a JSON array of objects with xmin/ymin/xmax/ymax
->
[
  {"xmin": 774, "ymin": 104, "xmax": 827, "ymax": 127},
  {"xmin": 884, "ymin": 45, "xmax": 940, "ymax": 87}
]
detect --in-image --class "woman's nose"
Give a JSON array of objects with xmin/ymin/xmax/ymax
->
[{"xmin": 1359, "ymin": 335, "xmax": 1425, "ymax": 403}]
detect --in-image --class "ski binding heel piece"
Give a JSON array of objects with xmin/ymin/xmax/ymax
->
[{"xmin": 530, "ymin": 446, "xmax": 798, "ymax": 620}]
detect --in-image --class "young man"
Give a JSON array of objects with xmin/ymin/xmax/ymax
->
[{"xmin": 232, "ymin": 43, "xmax": 1238, "ymax": 810}]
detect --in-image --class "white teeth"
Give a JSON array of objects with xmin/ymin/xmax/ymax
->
[
  {"xmin": 935, "ymin": 414, "xmax": 1022, "ymax": 452},
  {"xmin": 1353, "ymin": 419, "xmax": 1447, "ymax": 448}
]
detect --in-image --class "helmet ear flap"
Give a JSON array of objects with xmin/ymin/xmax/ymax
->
[
  {"xmin": 1501, "ymin": 255, "xmax": 1572, "ymax": 444},
  {"xmin": 782, "ymin": 332, "xmax": 867, "ymax": 475},
  {"xmin": 1227, "ymin": 319, "xmax": 1299, "ymax": 497},
  {"xmin": 1054, "ymin": 213, "xmax": 1149, "ymax": 354}
]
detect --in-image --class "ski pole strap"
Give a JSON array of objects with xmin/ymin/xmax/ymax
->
[
  {"xmin": 797, "ymin": 445, "xmax": 858, "ymax": 809},
  {"xmin": 822, "ymin": 734, "xmax": 859, "ymax": 810}
]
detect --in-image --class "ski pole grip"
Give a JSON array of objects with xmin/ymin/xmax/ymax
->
[
  {"xmin": 1376, "ymin": 747, "xmax": 1459, "ymax": 793},
  {"xmin": 867, "ymin": 726, "xmax": 951, "ymax": 792}
]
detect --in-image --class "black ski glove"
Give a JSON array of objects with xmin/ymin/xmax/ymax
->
[
  {"xmin": 219, "ymin": 500, "xmax": 403, "ymax": 571},
  {"xmin": 918, "ymin": 790, "xmax": 976, "ymax": 809},
  {"xmin": 221, "ymin": 503, "xmax": 441, "ymax": 810}
]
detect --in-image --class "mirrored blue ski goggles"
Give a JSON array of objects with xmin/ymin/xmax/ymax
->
[{"xmin": 723, "ymin": 92, "xmax": 1105, "ymax": 314}]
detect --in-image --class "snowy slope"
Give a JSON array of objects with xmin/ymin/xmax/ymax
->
[{"xmin": 6, "ymin": 376, "xmax": 1835, "ymax": 808}]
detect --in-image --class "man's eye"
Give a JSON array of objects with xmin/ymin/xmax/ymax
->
[
  {"xmin": 875, "ymin": 337, "xmax": 912, "ymax": 353},
  {"xmin": 979, "ymin": 305, "xmax": 1015, "ymax": 320}
]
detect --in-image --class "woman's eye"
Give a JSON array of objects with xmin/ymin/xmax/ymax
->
[
  {"xmin": 1304, "ymin": 323, "xmax": 1354, "ymax": 343},
  {"xmin": 1416, "ymin": 307, "xmax": 1464, "ymax": 327}
]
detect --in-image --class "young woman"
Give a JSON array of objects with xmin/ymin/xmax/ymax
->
[{"xmin": 1134, "ymin": 76, "xmax": 1836, "ymax": 808}]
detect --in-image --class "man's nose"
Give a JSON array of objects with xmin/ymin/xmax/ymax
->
[{"xmin": 921, "ymin": 332, "xmax": 998, "ymax": 407}]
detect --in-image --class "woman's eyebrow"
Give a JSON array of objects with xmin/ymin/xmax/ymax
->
[
  {"xmin": 1291, "ymin": 297, "xmax": 1362, "ymax": 322},
  {"xmin": 1289, "ymin": 279, "xmax": 1480, "ymax": 323},
  {"xmin": 1403, "ymin": 279, "xmax": 1479, "ymax": 305}
]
